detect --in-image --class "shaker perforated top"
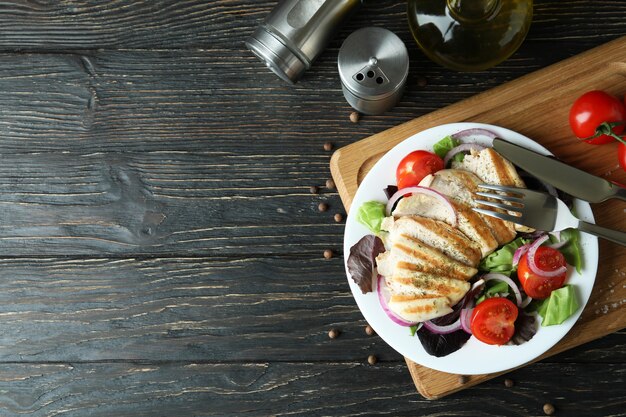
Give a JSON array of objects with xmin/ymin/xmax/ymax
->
[{"xmin": 338, "ymin": 27, "xmax": 409, "ymax": 115}]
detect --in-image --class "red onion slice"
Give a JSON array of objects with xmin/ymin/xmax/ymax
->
[
  {"xmin": 376, "ymin": 275, "xmax": 417, "ymax": 327},
  {"xmin": 460, "ymin": 308, "xmax": 473, "ymax": 334},
  {"xmin": 527, "ymin": 235, "xmax": 568, "ymax": 278},
  {"xmin": 520, "ymin": 297, "xmax": 533, "ymax": 309},
  {"xmin": 451, "ymin": 128, "xmax": 498, "ymax": 141},
  {"xmin": 470, "ymin": 279, "xmax": 485, "ymax": 294},
  {"xmin": 483, "ymin": 273, "xmax": 523, "ymax": 307},
  {"xmin": 386, "ymin": 186, "xmax": 457, "ymax": 226},
  {"xmin": 443, "ymin": 143, "xmax": 486, "ymax": 166},
  {"xmin": 422, "ymin": 317, "xmax": 462, "ymax": 335},
  {"xmin": 512, "ymin": 244, "xmax": 530, "ymax": 267}
]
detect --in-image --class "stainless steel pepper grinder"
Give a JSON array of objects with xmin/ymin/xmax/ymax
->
[{"xmin": 245, "ymin": 0, "xmax": 362, "ymax": 84}]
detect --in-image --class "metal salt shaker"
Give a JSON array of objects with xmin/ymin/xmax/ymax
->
[
  {"xmin": 245, "ymin": 0, "xmax": 362, "ymax": 84},
  {"xmin": 338, "ymin": 27, "xmax": 409, "ymax": 115}
]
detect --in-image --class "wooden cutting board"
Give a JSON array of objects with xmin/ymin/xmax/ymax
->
[{"xmin": 330, "ymin": 36, "xmax": 626, "ymax": 399}]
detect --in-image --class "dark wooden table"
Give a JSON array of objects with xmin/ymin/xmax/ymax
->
[{"xmin": 0, "ymin": 1, "xmax": 624, "ymax": 416}]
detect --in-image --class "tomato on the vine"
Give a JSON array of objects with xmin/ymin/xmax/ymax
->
[
  {"xmin": 517, "ymin": 246, "xmax": 567, "ymax": 299},
  {"xmin": 470, "ymin": 297, "xmax": 518, "ymax": 345},
  {"xmin": 396, "ymin": 150, "xmax": 444, "ymax": 189},
  {"xmin": 569, "ymin": 90, "xmax": 626, "ymax": 145}
]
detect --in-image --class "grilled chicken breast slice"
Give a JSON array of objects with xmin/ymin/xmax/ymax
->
[
  {"xmin": 392, "ymin": 193, "xmax": 498, "ymax": 257},
  {"xmin": 452, "ymin": 147, "xmax": 531, "ymax": 232},
  {"xmin": 452, "ymin": 147, "xmax": 526, "ymax": 188},
  {"xmin": 387, "ymin": 215, "xmax": 482, "ymax": 267},
  {"xmin": 391, "ymin": 192, "xmax": 456, "ymax": 224},
  {"xmin": 383, "ymin": 233, "xmax": 478, "ymax": 281},
  {"xmin": 387, "ymin": 294, "xmax": 453, "ymax": 323},
  {"xmin": 386, "ymin": 270, "xmax": 470, "ymax": 306},
  {"xmin": 424, "ymin": 169, "xmax": 517, "ymax": 245}
]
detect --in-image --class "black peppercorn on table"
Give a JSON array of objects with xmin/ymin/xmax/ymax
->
[{"xmin": 0, "ymin": 1, "xmax": 623, "ymax": 416}]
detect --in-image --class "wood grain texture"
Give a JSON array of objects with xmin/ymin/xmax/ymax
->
[
  {"xmin": 0, "ymin": 0, "xmax": 623, "ymax": 415},
  {"xmin": 0, "ymin": 151, "xmax": 345, "ymax": 255},
  {"xmin": 0, "ymin": 256, "xmax": 402, "ymax": 362},
  {"xmin": 331, "ymin": 36, "xmax": 626, "ymax": 399},
  {"xmin": 0, "ymin": 1, "xmax": 621, "ymax": 50},
  {"xmin": 0, "ymin": 361, "xmax": 622, "ymax": 417}
]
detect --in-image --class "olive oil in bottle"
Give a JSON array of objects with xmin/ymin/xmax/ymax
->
[{"xmin": 407, "ymin": 0, "xmax": 533, "ymax": 71}]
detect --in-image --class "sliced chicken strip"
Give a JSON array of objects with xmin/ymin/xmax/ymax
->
[
  {"xmin": 386, "ymin": 270, "xmax": 470, "ymax": 306},
  {"xmin": 391, "ymin": 234, "xmax": 478, "ymax": 281},
  {"xmin": 452, "ymin": 147, "xmax": 531, "ymax": 232},
  {"xmin": 388, "ymin": 215, "xmax": 481, "ymax": 266},
  {"xmin": 427, "ymin": 169, "xmax": 517, "ymax": 245},
  {"xmin": 392, "ymin": 191, "xmax": 499, "ymax": 257},
  {"xmin": 387, "ymin": 294, "xmax": 453, "ymax": 323}
]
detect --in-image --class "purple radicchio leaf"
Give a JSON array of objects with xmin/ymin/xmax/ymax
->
[
  {"xmin": 384, "ymin": 185, "xmax": 398, "ymax": 199},
  {"xmin": 347, "ymin": 235, "xmax": 385, "ymax": 294},
  {"xmin": 417, "ymin": 327, "xmax": 471, "ymax": 358}
]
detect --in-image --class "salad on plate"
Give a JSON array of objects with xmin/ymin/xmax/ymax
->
[{"xmin": 343, "ymin": 123, "xmax": 598, "ymax": 374}]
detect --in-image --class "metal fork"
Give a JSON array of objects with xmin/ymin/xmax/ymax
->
[{"xmin": 473, "ymin": 184, "xmax": 626, "ymax": 247}]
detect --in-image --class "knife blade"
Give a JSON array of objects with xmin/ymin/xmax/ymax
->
[{"xmin": 492, "ymin": 138, "xmax": 626, "ymax": 203}]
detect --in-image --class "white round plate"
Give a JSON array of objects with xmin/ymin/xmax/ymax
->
[{"xmin": 343, "ymin": 122, "xmax": 599, "ymax": 375}]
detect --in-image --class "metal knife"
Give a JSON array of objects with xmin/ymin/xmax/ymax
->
[{"xmin": 492, "ymin": 138, "xmax": 626, "ymax": 203}]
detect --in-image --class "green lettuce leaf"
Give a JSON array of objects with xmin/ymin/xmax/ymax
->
[
  {"xmin": 479, "ymin": 237, "xmax": 530, "ymax": 276},
  {"xmin": 356, "ymin": 201, "xmax": 386, "ymax": 234},
  {"xmin": 536, "ymin": 285, "xmax": 579, "ymax": 326},
  {"xmin": 476, "ymin": 281, "xmax": 510, "ymax": 305},
  {"xmin": 432, "ymin": 135, "xmax": 461, "ymax": 160},
  {"xmin": 550, "ymin": 228, "xmax": 583, "ymax": 274}
]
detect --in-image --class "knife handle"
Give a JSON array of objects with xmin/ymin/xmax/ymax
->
[{"xmin": 578, "ymin": 221, "xmax": 626, "ymax": 247}]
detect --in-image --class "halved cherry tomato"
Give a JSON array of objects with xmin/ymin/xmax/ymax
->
[
  {"xmin": 569, "ymin": 90, "xmax": 626, "ymax": 145},
  {"xmin": 470, "ymin": 297, "xmax": 518, "ymax": 345},
  {"xmin": 517, "ymin": 246, "xmax": 567, "ymax": 299},
  {"xmin": 396, "ymin": 150, "xmax": 444, "ymax": 189}
]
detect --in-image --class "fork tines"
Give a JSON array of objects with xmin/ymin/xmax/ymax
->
[{"xmin": 472, "ymin": 184, "xmax": 525, "ymax": 224}]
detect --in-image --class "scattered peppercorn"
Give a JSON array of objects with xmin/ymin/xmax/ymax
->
[
  {"xmin": 318, "ymin": 202, "xmax": 328, "ymax": 212},
  {"xmin": 365, "ymin": 325, "xmax": 375, "ymax": 336},
  {"xmin": 323, "ymin": 141, "xmax": 333, "ymax": 151},
  {"xmin": 334, "ymin": 213, "xmax": 343, "ymax": 223},
  {"xmin": 543, "ymin": 403, "xmax": 555, "ymax": 416},
  {"xmin": 367, "ymin": 355, "xmax": 377, "ymax": 365},
  {"xmin": 309, "ymin": 185, "xmax": 319, "ymax": 194},
  {"xmin": 323, "ymin": 249, "xmax": 333, "ymax": 259},
  {"xmin": 350, "ymin": 111, "xmax": 360, "ymax": 123},
  {"xmin": 457, "ymin": 375, "xmax": 469, "ymax": 384},
  {"xmin": 328, "ymin": 328, "xmax": 339, "ymax": 339},
  {"xmin": 326, "ymin": 179, "xmax": 335, "ymax": 189},
  {"xmin": 417, "ymin": 76, "xmax": 428, "ymax": 87},
  {"xmin": 504, "ymin": 378, "xmax": 514, "ymax": 388}
]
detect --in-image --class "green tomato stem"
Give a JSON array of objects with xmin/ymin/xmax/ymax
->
[{"xmin": 582, "ymin": 121, "xmax": 626, "ymax": 145}]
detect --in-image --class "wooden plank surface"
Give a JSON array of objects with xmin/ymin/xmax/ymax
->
[
  {"xmin": 0, "ymin": 0, "xmax": 623, "ymax": 415},
  {"xmin": 0, "ymin": 361, "xmax": 621, "ymax": 417}
]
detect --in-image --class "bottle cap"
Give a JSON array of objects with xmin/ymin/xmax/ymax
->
[{"xmin": 338, "ymin": 27, "xmax": 409, "ymax": 115}]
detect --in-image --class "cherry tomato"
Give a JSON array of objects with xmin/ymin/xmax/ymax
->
[
  {"xmin": 396, "ymin": 150, "xmax": 444, "ymax": 189},
  {"xmin": 619, "ymin": 143, "xmax": 626, "ymax": 172},
  {"xmin": 470, "ymin": 297, "xmax": 518, "ymax": 345},
  {"xmin": 517, "ymin": 246, "xmax": 567, "ymax": 299},
  {"xmin": 569, "ymin": 90, "xmax": 626, "ymax": 145}
]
